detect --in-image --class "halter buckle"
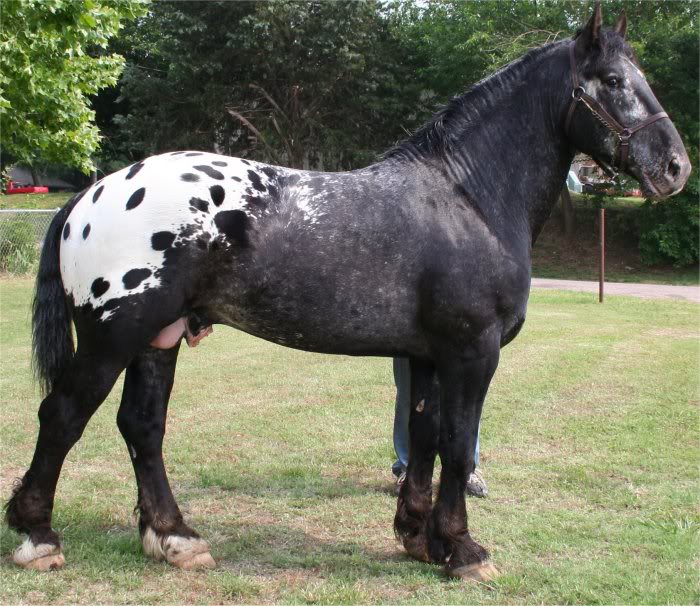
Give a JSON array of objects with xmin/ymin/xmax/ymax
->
[{"xmin": 572, "ymin": 86, "xmax": 585, "ymax": 100}]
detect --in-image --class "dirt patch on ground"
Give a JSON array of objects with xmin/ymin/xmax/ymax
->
[{"xmin": 646, "ymin": 328, "xmax": 699, "ymax": 339}]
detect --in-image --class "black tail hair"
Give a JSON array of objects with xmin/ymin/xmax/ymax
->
[{"xmin": 32, "ymin": 192, "xmax": 84, "ymax": 395}]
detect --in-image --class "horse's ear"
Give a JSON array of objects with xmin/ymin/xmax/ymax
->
[
  {"xmin": 576, "ymin": 0, "xmax": 603, "ymax": 52},
  {"xmin": 614, "ymin": 10, "xmax": 627, "ymax": 39}
]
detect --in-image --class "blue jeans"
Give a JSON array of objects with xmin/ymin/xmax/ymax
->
[{"xmin": 392, "ymin": 357, "xmax": 480, "ymax": 477}]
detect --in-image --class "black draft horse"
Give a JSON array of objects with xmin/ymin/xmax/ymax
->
[{"xmin": 6, "ymin": 3, "xmax": 689, "ymax": 580}]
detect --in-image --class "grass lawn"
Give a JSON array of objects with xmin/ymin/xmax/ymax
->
[
  {"xmin": 0, "ymin": 277, "xmax": 697, "ymax": 604},
  {"xmin": 0, "ymin": 193, "xmax": 72, "ymax": 210},
  {"xmin": 570, "ymin": 192, "xmax": 647, "ymax": 210}
]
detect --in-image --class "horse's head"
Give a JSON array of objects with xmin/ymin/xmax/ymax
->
[{"xmin": 566, "ymin": 2, "xmax": 690, "ymax": 198}]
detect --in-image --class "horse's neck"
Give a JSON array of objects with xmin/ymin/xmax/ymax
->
[{"xmin": 422, "ymin": 44, "xmax": 574, "ymax": 252}]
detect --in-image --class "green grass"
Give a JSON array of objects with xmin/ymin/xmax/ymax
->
[
  {"xmin": 0, "ymin": 192, "xmax": 72, "ymax": 210},
  {"xmin": 0, "ymin": 277, "xmax": 697, "ymax": 604},
  {"xmin": 532, "ymin": 258, "xmax": 699, "ymax": 285},
  {"xmin": 571, "ymin": 192, "xmax": 646, "ymax": 210}
]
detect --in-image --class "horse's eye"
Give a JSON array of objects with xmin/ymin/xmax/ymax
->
[{"xmin": 604, "ymin": 76, "xmax": 620, "ymax": 87}]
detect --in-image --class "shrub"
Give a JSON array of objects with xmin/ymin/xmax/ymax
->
[
  {"xmin": 0, "ymin": 220, "xmax": 38, "ymax": 273},
  {"xmin": 639, "ymin": 175, "xmax": 699, "ymax": 268}
]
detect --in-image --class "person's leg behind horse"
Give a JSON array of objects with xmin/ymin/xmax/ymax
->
[
  {"xmin": 392, "ymin": 357, "xmax": 487, "ymax": 497},
  {"xmin": 391, "ymin": 357, "xmax": 411, "ymax": 484}
]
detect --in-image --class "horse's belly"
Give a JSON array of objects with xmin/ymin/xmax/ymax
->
[{"xmin": 208, "ymin": 292, "xmax": 427, "ymax": 357}]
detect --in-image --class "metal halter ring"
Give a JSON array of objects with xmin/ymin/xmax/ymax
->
[{"xmin": 572, "ymin": 86, "xmax": 586, "ymax": 100}]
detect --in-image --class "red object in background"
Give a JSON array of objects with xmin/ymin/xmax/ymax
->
[{"xmin": 6, "ymin": 180, "xmax": 49, "ymax": 194}]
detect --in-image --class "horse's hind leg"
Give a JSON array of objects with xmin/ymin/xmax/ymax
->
[
  {"xmin": 117, "ymin": 345, "xmax": 215, "ymax": 570},
  {"xmin": 394, "ymin": 358, "xmax": 440, "ymax": 563},
  {"xmin": 6, "ymin": 352, "xmax": 125, "ymax": 570}
]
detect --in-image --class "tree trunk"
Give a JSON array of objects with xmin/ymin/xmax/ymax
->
[
  {"xmin": 559, "ymin": 185, "xmax": 575, "ymax": 240},
  {"xmin": 30, "ymin": 165, "xmax": 40, "ymax": 186}
]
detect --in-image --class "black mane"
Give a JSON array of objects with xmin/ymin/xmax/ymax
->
[{"xmin": 385, "ymin": 29, "xmax": 631, "ymax": 162}]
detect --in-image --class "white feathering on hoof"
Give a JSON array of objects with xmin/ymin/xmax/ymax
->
[
  {"xmin": 13, "ymin": 539, "xmax": 65, "ymax": 570},
  {"xmin": 142, "ymin": 527, "xmax": 216, "ymax": 569}
]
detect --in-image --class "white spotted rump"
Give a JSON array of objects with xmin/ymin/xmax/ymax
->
[{"xmin": 59, "ymin": 152, "xmax": 285, "ymax": 320}]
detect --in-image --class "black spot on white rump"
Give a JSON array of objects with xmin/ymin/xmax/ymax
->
[
  {"xmin": 231, "ymin": 176, "xmax": 242, "ymax": 182},
  {"xmin": 82, "ymin": 224, "xmax": 91, "ymax": 239},
  {"xmin": 181, "ymin": 173, "xmax": 200, "ymax": 182},
  {"xmin": 214, "ymin": 210, "xmax": 248, "ymax": 246},
  {"xmin": 247, "ymin": 170, "xmax": 266, "ymax": 192},
  {"xmin": 63, "ymin": 223, "xmax": 70, "ymax": 240},
  {"xmin": 92, "ymin": 185, "xmax": 104, "ymax": 203},
  {"xmin": 194, "ymin": 165, "xmax": 224, "ymax": 180},
  {"xmin": 151, "ymin": 231, "xmax": 176, "ymax": 251},
  {"xmin": 91, "ymin": 277, "xmax": 110, "ymax": 298},
  {"xmin": 126, "ymin": 187, "xmax": 146, "ymax": 210},
  {"xmin": 185, "ymin": 152, "xmax": 203, "ymax": 157},
  {"xmin": 212, "ymin": 161, "xmax": 227, "ymax": 167},
  {"xmin": 122, "ymin": 268, "xmax": 152, "ymax": 289},
  {"xmin": 125, "ymin": 162, "xmax": 145, "ymax": 180},
  {"xmin": 190, "ymin": 197, "xmax": 209, "ymax": 213},
  {"xmin": 209, "ymin": 185, "xmax": 225, "ymax": 206}
]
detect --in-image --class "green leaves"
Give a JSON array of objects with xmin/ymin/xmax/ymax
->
[
  {"xmin": 107, "ymin": 1, "xmax": 423, "ymax": 169},
  {"xmin": 0, "ymin": 0, "xmax": 147, "ymax": 173}
]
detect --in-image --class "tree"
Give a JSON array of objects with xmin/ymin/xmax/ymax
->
[
  {"xmin": 104, "ymin": 0, "xmax": 422, "ymax": 170},
  {"xmin": 0, "ymin": 0, "xmax": 147, "ymax": 175}
]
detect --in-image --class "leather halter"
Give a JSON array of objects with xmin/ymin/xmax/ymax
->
[{"xmin": 564, "ymin": 43, "xmax": 669, "ymax": 175}]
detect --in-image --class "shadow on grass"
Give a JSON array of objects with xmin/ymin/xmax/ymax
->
[
  {"xmin": 198, "ymin": 462, "xmax": 397, "ymax": 500},
  {"xmin": 0, "ymin": 471, "xmax": 442, "ymax": 586},
  {"xmin": 0, "ymin": 517, "xmax": 443, "ymax": 586}
]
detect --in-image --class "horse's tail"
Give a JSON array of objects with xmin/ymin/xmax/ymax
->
[{"xmin": 32, "ymin": 193, "xmax": 82, "ymax": 395}]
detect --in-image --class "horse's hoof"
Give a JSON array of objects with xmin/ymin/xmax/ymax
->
[
  {"xmin": 13, "ymin": 539, "xmax": 65, "ymax": 571},
  {"xmin": 400, "ymin": 534, "xmax": 431, "ymax": 563},
  {"xmin": 174, "ymin": 550, "xmax": 216, "ymax": 570},
  {"xmin": 143, "ymin": 527, "xmax": 216, "ymax": 570},
  {"xmin": 447, "ymin": 560, "xmax": 500, "ymax": 582}
]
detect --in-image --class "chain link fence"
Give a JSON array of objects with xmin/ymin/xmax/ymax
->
[{"xmin": 0, "ymin": 209, "xmax": 60, "ymax": 274}]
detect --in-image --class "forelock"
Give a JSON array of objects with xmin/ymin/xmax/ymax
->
[{"xmin": 575, "ymin": 27, "xmax": 638, "ymax": 73}]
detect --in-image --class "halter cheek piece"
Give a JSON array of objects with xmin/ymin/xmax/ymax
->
[{"xmin": 564, "ymin": 43, "xmax": 669, "ymax": 176}]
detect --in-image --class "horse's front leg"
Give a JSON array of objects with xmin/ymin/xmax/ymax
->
[
  {"xmin": 430, "ymin": 345, "xmax": 500, "ymax": 581},
  {"xmin": 117, "ymin": 345, "xmax": 215, "ymax": 570},
  {"xmin": 394, "ymin": 358, "xmax": 440, "ymax": 562}
]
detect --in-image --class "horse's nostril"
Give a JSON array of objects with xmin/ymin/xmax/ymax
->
[{"xmin": 668, "ymin": 157, "xmax": 681, "ymax": 179}]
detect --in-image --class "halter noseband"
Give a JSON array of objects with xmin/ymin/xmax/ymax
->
[{"xmin": 564, "ymin": 43, "xmax": 669, "ymax": 176}]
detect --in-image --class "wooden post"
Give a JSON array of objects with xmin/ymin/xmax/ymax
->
[{"xmin": 599, "ymin": 207, "xmax": 605, "ymax": 303}]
